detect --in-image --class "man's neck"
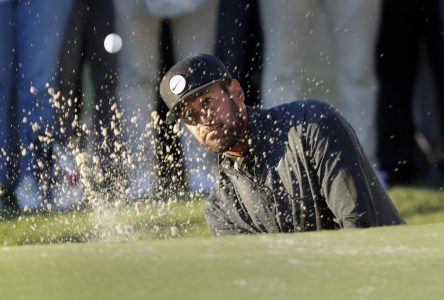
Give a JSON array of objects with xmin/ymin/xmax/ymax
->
[
  {"xmin": 225, "ymin": 128, "xmax": 250, "ymax": 157},
  {"xmin": 225, "ymin": 104, "xmax": 250, "ymax": 157}
]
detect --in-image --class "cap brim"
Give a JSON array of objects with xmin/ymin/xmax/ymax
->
[{"xmin": 165, "ymin": 79, "xmax": 225, "ymax": 125}]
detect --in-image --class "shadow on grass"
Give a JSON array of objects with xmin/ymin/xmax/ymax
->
[{"xmin": 389, "ymin": 181, "xmax": 444, "ymax": 222}]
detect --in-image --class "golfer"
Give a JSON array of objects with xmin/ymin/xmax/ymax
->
[{"xmin": 160, "ymin": 54, "xmax": 405, "ymax": 235}]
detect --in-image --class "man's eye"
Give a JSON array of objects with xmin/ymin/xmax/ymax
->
[
  {"xmin": 184, "ymin": 110, "xmax": 193, "ymax": 119},
  {"xmin": 202, "ymin": 98, "xmax": 212, "ymax": 108}
]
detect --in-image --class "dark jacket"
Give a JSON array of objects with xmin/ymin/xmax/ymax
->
[{"xmin": 205, "ymin": 100, "xmax": 405, "ymax": 235}]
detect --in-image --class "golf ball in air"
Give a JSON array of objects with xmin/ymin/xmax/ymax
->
[{"xmin": 104, "ymin": 33, "xmax": 122, "ymax": 53}]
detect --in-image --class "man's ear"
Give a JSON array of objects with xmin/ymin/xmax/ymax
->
[{"xmin": 229, "ymin": 79, "xmax": 245, "ymax": 105}]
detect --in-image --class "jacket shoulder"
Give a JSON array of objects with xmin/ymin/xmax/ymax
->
[{"xmin": 267, "ymin": 99, "xmax": 336, "ymax": 123}]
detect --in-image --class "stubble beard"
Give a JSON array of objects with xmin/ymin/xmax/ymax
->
[
  {"xmin": 205, "ymin": 111, "xmax": 246, "ymax": 153},
  {"xmin": 200, "ymin": 98, "xmax": 247, "ymax": 154},
  {"xmin": 205, "ymin": 124, "xmax": 240, "ymax": 153}
]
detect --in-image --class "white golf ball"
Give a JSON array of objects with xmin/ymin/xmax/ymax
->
[{"xmin": 104, "ymin": 33, "xmax": 122, "ymax": 54}]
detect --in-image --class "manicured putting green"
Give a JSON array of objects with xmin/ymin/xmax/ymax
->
[{"xmin": 1, "ymin": 222, "xmax": 443, "ymax": 300}]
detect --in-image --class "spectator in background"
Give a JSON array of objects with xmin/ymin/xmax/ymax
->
[
  {"xmin": 54, "ymin": 0, "xmax": 119, "ymax": 206},
  {"xmin": 0, "ymin": 0, "xmax": 17, "ymax": 211},
  {"xmin": 258, "ymin": 0, "xmax": 381, "ymax": 169},
  {"xmin": 376, "ymin": 0, "xmax": 444, "ymax": 186},
  {"xmin": 12, "ymin": 0, "xmax": 75, "ymax": 210},
  {"xmin": 216, "ymin": 0, "xmax": 263, "ymax": 108},
  {"xmin": 442, "ymin": 0, "xmax": 444, "ymax": 29},
  {"xmin": 113, "ymin": 0, "xmax": 220, "ymax": 198}
]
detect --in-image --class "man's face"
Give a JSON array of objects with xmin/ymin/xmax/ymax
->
[{"xmin": 178, "ymin": 80, "xmax": 246, "ymax": 153}]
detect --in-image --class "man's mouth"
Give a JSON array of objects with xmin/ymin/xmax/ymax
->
[{"xmin": 201, "ymin": 124, "xmax": 222, "ymax": 142}]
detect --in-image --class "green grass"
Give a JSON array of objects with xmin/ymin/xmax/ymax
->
[
  {"xmin": 1, "ymin": 184, "xmax": 444, "ymax": 246},
  {"xmin": 390, "ymin": 183, "xmax": 444, "ymax": 224},
  {"xmin": 0, "ymin": 199, "xmax": 210, "ymax": 246},
  {"xmin": 1, "ymin": 184, "xmax": 444, "ymax": 299},
  {"xmin": 1, "ymin": 223, "xmax": 444, "ymax": 300}
]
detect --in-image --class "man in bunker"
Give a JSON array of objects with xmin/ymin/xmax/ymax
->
[{"xmin": 159, "ymin": 54, "xmax": 405, "ymax": 235}]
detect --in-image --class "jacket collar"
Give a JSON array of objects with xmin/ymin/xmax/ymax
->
[
  {"xmin": 220, "ymin": 106, "xmax": 286, "ymax": 175},
  {"xmin": 246, "ymin": 106, "xmax": 274, "ymax": 160},
  {"xmin": 245, "ymin": 106, "xmax": 286, "ymax": 172}
]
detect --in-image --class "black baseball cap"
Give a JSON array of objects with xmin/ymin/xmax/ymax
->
[{"xmin": 160, "ymin": 54, "xmax": 232, "ymax": 125}]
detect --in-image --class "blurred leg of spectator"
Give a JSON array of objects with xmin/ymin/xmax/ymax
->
[
  {"xmin": 84, "ymin": 0, "xmax": 121, "ymax": 193},
  {"xmin": 409, "ymin": 0, "xmax": 444, "ymax": 179},
  {"xmin": 412, "ymin": 48, "xmax": 443, "ymax": 176},
  {"xmin": 170, "ymin": 0, "xmax": 219, "ymax": 194},
  {"xmin": 54, "ymin": 0, "xmax": 118, "ymax": 208},
  {"xmin": 377, "ymin": 0, "xmax": 420, "ymax": 184},
  {"xmin": 114, "ymin": 0, "xmax": 219, "ymax": 198},
  {"xmin": 216, "ymin": 0, "xmax": 263, "ymax": 107},
  {"xmin": 259, "ymin": 0, "xmax": 380, "ymax": 166},
  {"xmin": 425, "ymin": 0, "xmax": 444, "ymax": 174},
  {"xmin": 15, "ymin": 0, "xmax": 75, "ymax": 210},
  {"xmin": 0, "ymin": 0, "xmax": 17, "ymax": 210},
  {"xmin": 113, "ymin": 0, "xmax": 162, "ymax": 199},
  {"xmin": 376, "ymin": 0, "xmax": 444, "ymax": 185},
  {"xmin": 324, "ymin": 0, "xmax": 381, "ymax": 166},
  {"xmin": 259, "ymin": 0, "xmax": 316, "ymax": 108}
]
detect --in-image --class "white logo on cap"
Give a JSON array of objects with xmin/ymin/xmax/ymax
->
[{"xmin": 169, "ymin": 75, "xmax": 186, "ymax": 95}]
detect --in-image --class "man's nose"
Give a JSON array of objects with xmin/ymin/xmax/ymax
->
[{"xmin": 198, "ymin": 108, "xmax": 213, "ymax": 124}]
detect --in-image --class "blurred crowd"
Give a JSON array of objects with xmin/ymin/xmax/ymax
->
[{"xmin": 0, "ymin": 0, "xmax": 443, "ymax": 212}]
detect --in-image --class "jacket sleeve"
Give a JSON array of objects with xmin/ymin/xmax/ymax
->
[{"xmin": 304, "ymin": 104, "xmax": 379, "ymax": 228}]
